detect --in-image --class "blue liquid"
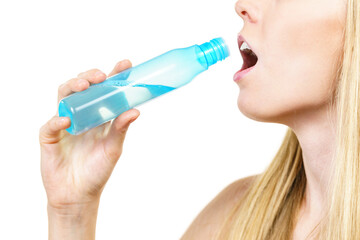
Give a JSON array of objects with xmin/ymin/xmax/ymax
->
[
  {"xmin": 59, "ymin": 37, "xmax": 230, "ymax": 135},
  {"xmin": 59, "ymin": 84, "xmax": 175, "ymax": 135}
]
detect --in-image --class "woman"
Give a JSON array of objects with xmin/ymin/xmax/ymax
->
[{"xmin": 39, "ymin": 0, "xmax": 359, "ymax": 238}]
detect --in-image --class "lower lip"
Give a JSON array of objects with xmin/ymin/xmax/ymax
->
[{"xmin": 233, "ymin": 66, "xmax": 255, "ymax": 82}]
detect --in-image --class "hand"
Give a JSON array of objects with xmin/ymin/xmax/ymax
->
[{"xmin": 40, "ymin": 59, "xmax": 140, "ymax": 209}]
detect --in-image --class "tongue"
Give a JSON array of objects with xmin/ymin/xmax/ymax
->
[
  {"xmin": 248, "ymin": 53, "xmax": 258, "ymax": 68},
  {"xmin": 240, "ymin": 50, "xmax": 258, "ymax": 71}
]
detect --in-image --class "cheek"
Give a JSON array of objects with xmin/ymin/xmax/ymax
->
[{"xmin": 237, "ymin": 55, "xmax": 338, "ymax": 123}]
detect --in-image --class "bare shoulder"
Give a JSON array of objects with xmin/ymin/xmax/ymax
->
[{"xmin": 180, "ymin": 175, "xmax": 258, "ymax": 240}]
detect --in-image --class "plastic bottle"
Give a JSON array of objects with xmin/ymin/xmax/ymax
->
[{"xmin": 59, "ymin": 37, "xmax": 230, "ymax": 135}]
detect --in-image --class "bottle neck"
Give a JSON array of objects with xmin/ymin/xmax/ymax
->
[{"xmin": 197, "ymin": 38, "xmax": 230, "ymax": 67}]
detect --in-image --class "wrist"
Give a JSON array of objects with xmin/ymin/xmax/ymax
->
[
  {"xmin": 48, "ymin": 198, "xmax": 100, "ymax": 215},
  {"xmin": 47, "ymin": 199, "xmax": 100, "ymax": 240}
]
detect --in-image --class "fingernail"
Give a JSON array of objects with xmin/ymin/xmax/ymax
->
[
  {"xmin": 116, "ymin": 61, "xmax": 123, "ymax": 68},
  {"xmin": 57, "ymin": 118, "xmax": 66, "ymax": 126},
  {"xmin": 95, "ymin": 71, "xmax": 105, "ymax": 78}
]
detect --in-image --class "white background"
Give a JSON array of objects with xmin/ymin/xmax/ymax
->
[{"xmin": 0, "ymin": 0, "xmax": 287, "ymax": 239}]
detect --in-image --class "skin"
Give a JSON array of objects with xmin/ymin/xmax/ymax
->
[
  {"xmin": 40, "ymin": 60, "xmax": 140, "ymax": 240},
  {"xmin": 233, "ymin": 0, "xmax": 345, "ymax": 239},
  {"xmin": 40, "ymin": 0, "xmax": 346, "ymax": 239}
]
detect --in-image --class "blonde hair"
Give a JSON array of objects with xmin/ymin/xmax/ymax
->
[{"xmin": 216, "ymin": 0, "xmax": 360, "ymax": 238}]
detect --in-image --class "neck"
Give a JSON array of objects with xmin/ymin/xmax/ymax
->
[{"xmin": 289, "ymin": 103, "xmax": 336, "ymax": 215}]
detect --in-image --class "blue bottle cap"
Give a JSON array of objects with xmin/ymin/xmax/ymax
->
[{"xmin": 198, "ymin": 37, "xmax": 230, "ymax": 67}]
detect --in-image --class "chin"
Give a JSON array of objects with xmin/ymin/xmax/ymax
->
[
  {"xmin": 237, "ymin": 94, "xmax": 291, "ymax": 124},
  {"xmin": 237, "ymin": 94, "xmax": 267, "ymax": 122}
]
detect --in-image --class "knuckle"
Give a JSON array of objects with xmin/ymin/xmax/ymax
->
[
  {"xmin": 77, "ymin": 69, "xmax": 102, "ymax": 79},
  {"xmin": 58, "ymin": 78, "xmax": 78, "ymax": 96},
  {"xmin": 68, "ymin": 78, "xmax": 79, "ymax": 87},
  {"xmin": 89, "ymin": 68, "xmax": 101, "ymax": 76}
]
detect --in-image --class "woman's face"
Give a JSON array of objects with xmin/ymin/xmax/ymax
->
[{"xmin": 234, "ymin": 0, "xmax": 346, "ymax": 126}]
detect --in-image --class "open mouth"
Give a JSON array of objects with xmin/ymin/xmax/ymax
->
[
  {"xmin": 239, "ymin": 40, "xmax": 258, "ymax": 71},
  {"xmin": 233, "ymin": 36, "xmax": 258, "ymax": 82}
]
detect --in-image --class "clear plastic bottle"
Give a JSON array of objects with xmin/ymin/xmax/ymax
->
[{"xmin": 59, "ymin": 37, "xmax": 230, "ymax": 135}]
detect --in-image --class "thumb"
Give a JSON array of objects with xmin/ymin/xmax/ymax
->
[
  {"xmin": 39, "ymin": 116, "xmax": 71, "ymax": 145},
  {"xmin": 103, "ymin": 108, "xmax": 140, "ymax": 161}
]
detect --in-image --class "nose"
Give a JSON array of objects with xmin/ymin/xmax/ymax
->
[{"xmin": 235, "ymin": 0, "xmax": 259, "ymax": 23}]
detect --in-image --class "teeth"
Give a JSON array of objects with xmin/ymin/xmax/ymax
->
[
  {"xmin": 240, "ymin": 41, "xmax": 257, "ymax": 57},
  {"xmin": 240, "ymin": 42, "xmax": 251, "ymax": 51}
]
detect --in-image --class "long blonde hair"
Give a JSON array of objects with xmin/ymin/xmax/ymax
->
[{"xmin": 217, "ymin": 0, "xmax": 360, "ymax": 238}]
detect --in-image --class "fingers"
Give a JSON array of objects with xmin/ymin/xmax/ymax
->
[
  {"xmin": 57, "ymin": 69, "xmax": 107, "ymax": 104},
  {"xmin": 57, "ymin": 60, "xmax": 132, "ymax": 104},
  {"xmin": 77, "ymin": 69, "xmax": 107, "ymax": 83},
  {"xmin": 108, "ymin": 59, "xmax": 132, "ymax": 77},
  {"xmin": 39, "ymin": 116, "xmax": 71, "ymax": 145},
  {"xmin": 103, "ymin": 108, "xmax": 140, "ymax": 161},
  {"xmin": 57, "ymin": 78, "xmax": 89, "ymax": 103}
]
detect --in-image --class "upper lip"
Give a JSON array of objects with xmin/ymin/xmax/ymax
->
[{"xmin": 237, "ymin": 33, "xmax": 257, "ymax": 56}]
